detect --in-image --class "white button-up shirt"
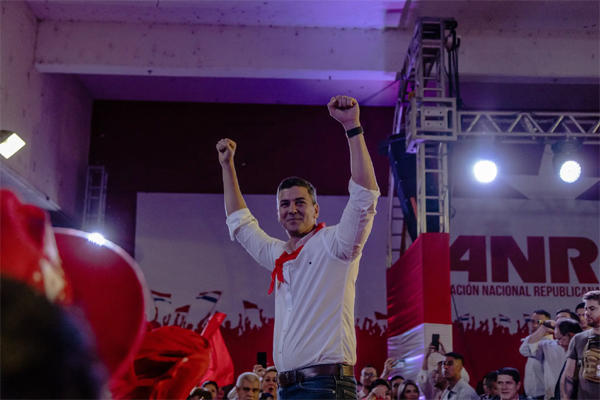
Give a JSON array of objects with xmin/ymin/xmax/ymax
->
[
  {"xmin": 526, "ymin": 337, "xmax": 566, "ymax": 399},
  {"xmin": 519, "ymin": 334, "xmax": 553, "ymax": 398},
  {"xmin": 441, "ymin": 378, "xmax": 479, "ymax": 400},
  {"xmin": 226, "ymin": 179, "xmax": 379, "ymax": 371}
]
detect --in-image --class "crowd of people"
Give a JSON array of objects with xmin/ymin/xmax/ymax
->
[{"xmin": 187, "ymin": 292, "xmax": 600, "ymax": 400}]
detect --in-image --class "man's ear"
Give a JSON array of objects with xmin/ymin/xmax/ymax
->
[
  {"xmin": 314, "ymin": 203, "xmax": 320, "ymax": 219},
  {"xmin": 516, "ymin": 381, "xmax": 521, "ymax": 391}
]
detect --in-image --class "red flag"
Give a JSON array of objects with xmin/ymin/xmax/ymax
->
[
  {"xmin": 175, "ymin": 305, "xmax": 190, "ymax": 313},
  {"xmin": 200, "ymin": 322, "xmax": 235, "ymax": 387},
  {"xmin": 243, "ymin": 300, "xmax": 259, "ymax": 310},
  {"xmin": 374, "ymin": 312, "xmax": 388, "ymax": 320}
]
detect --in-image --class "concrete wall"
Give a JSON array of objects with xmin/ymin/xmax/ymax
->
[{"xmin": 0, "ymin": 0, "xmax": 92, "ymax": 220}]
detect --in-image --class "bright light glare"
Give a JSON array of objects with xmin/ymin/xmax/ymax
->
[
  {"xmin": 559, "ymin": 160, "xmax": 581, "ymax": 183},
  {"xmin": 0, "ymin": 133, "xmax": 26, "ymax": 159},
  {"xmin": 473, "ymin": 160, "xmax": 497, "ymax": 183},
  {"xmin": 88, "ymin": 233, "xmax": 106, "ymax": 246}
]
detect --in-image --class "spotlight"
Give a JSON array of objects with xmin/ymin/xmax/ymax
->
[
  {"xmin": 473, "ymin": 160, "xmax": 497, "ymax": 183},
  {"xmin": 552, "ymin": 140, "xmax": 582, "ymax": 183},
  {"xmin": 0, "ymin": 130, "xmax": 26, "ymax": 159},
  {"xmin": 87, "ymin": 232, "xmax": 106, "ymax": 246}
]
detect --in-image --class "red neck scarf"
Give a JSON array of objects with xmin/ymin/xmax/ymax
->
[{"xmin": 268, "ymin": 223, "xmax": 326, "ymax": 295}]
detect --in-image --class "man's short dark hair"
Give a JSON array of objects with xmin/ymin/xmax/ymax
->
[
  {"xmin": 484, "ymin": 371, "xmax": 498, "ymax": 388},
  {"xmin": 533, "ymin": 309, "xmax": 551, "ymax": 319},
  {"xmin": 556, "ymin": 318, "xmax": 583, "ymax": 336},
  {"xmin": 576, "ymin": 302, "xmax": 585, "ymax": 311},
  {"xmin": 190, "ymin": 387, "xmax": 213, "ymax": 400},
  {"xmin": 497, "ymin": 367, "xmax": 521, "ymax": 384},
  {"xmin": 583, "ymin": 290, "xmax": 600, "ymax": 303},
  {"xmin": 390, "ymin": 375, "xmax": 405, "ymax": 382},
  {"xmin": 445, "ymin": 352, "xmax": 464, "ymax": 363},
  {"xmin": 277, "ymin": 177, "xmax": 317, "ymax": 204},
  {"xmin": 202, "ymin": 381, "xmax": 219, "ymax": 390},
  {"xmin": 556, "ymin": 308, "xmax": 572, "ymax": 316},
  {"xmin": 568, "ymin": 311, "xmax": 580, "ymax": 321}
]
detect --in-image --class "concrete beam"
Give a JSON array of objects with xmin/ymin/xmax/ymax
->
[{"xmin": 35, "ymin": 20, "xmax": 599, "ymax": 82}]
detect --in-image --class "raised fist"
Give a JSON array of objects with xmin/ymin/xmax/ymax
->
[
  {"xmin": 216, "ymin": 138, "xmax": 236, "ymax": 165},
  {"xmin": 327, "ymin": 95, "xmax": 360, "ymax": 131}
]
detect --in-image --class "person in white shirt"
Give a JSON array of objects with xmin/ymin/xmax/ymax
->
[
  {"xmin": 217, "ymin": 95, "xmax": 380, "ymax": 400},
  {"xmin": 440, "ymin": 352, "xmax": 479, "ymax": 400},
  {"xmin": 519, "ymin": 309, "xmax": 551, "ymax": 398}
]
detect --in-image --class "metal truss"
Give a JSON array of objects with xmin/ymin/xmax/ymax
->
[{"xmin": 458, "ymin": 111, "xmax": 600, "ymax": 143}]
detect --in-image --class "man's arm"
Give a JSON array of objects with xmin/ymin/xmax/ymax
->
[
  {"xmin": 327, "ymin": 96, "xmax": 378, "ymax": 191},
  {"xmin": 560, "ymin": 359, "xmax": 576, "ymax": 400},
  {"xmin": 216, "ymin": 138, "xmax": 247, "ymax": 216},
  {"xmin": 528, "ymin": 320, "xmax": 554, "ymax": 344}
]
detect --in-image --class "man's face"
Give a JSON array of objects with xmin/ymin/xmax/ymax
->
[
  {"xmin": 277, "ymin": 186, "xmax": 319, "ymax": 237},
  {"xmin": 585, "ymin": 299, "xmax": 600, "ymax": 328},
  {"xmin": 497, "ymin": 374, "xmax": 521, "ymax": 400},
  {"xmin": 577, "ymin": 307, "xmax": 589, "ymax": 329},
  {"xmin": 556, "ymin": 311, "xmax": 571, "ymax": 320},
  {"xmin": 530, "ymin": 313, "xmax": 549, "ymax": 334},
  {"xmin": 391, "ymin": 377, "xmax": 404, "ymax": 399},
  {"xmin": 360, "ymin": 366, "xmax": 377, "ymax": 388},
  {"xmin": 236, "ymin": 379, "xmax": 260, "ymax": 400},
  {"xmin": 442, "ymin": 357, "xmax": 462, "ymax": 380},
  {"xmin": 554, "ymin": 329, "xmax": 573, "ymax": 352}
]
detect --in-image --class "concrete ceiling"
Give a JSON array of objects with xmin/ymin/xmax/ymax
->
[{"xmin": 25, "ymin": 0, "xmax": 600, "ymax": 107}]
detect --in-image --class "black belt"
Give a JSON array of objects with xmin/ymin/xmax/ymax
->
[{"xmin": 277, "ymin": 363, "xmax": 354, "ymax": 388}]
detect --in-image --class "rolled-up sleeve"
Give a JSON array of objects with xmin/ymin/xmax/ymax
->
[
  {"xmin": 226, "ymin": 208, "xmax": 282, "ymax": 271},
  {"xmin": 331, "ymin": 179, "xmax": 380, "ymax": 261}
]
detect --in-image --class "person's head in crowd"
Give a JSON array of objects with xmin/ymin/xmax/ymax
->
[
  {"xmin": 442, "ymin": 352, "xmax": 464, "ymax": 383},
  {"xmin": 432, "ymin": 361, "xmax": 448, "ymax": 390},
  {"xmin": 261, "ymin": 366, "xmax": 278, "ymax": 398},
  {"xmin": 496, "ymin": 368, "xmax": 521, "ymax": 400},
  {"xmin": 554, "ymin": 318, "xmax": 583, "ymax": 351},
  {"xmin": 483, "ymin": 371, "xmax": 498, "ymax": 398},
  {"xmin": 360, "ymin": 364, "xmax": 378, "ymax": 393},
  {"xmin": 0, "ymin": 278, "xmax": 106, "ymax": 399},
  {"xmin": 530, "ymin": 309, "xmax": 551, "ymax": 334},
  {"xmin": 397, "ymin": 379, "xmax": 420, "ymax": 400},
  {"xmin": 575, "ymin": 302, "xmax": 589, "ymax": 330},
  {"xmin": 235, "ymin": 372, "xmax": 261, "ymax": 400},
  {"xmin": 556, "ymin": 308, "xmax": 572, "ymax": 320},
  {"xmin": 190, "ymin": 387, "xmax": 213, "ymax": 400},
  {"xmin": 389, "ymin": 375, "xmax": 404, "ymax": 399},
  {"xmin": 367, "ymin": 378, "xmax": 391, "ymax": 400},
  {"xmin": 583, "ymin": 290, "xmax": 600, "ymax": 329},
  {"xmin": 202, "ymin": 381, "xmax": 219, "ymax": 399}
]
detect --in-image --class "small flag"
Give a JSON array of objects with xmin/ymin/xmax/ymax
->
[
  {"xmin": 243, "ymin": 300, "xmax": 259, "ymax": 310},
  {"xmin": 151, "ymin": 290, "xmax": 172, "ymax": 304},
  {"xmin": 175, "ymin": 305, "xmax": 190, "ymax": 314},
  {"xmin": 499, "ymin": 314, "xmax": 511, "ymax": 323},
  {"xmin": 374, "ymin": 312, "xmax": 388, "ymax": 320},
  {"xmin": 197, "ymin": 291, "xmax": 223, "ymax": 303},
  {"xmin": 458, "ymin": 313, "xmax": 470, "ymax": 322}
]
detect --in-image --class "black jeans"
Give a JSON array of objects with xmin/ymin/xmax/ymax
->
[{"xmin": 278, "ymin": 375, "xmax": 358, "ymax": 400}]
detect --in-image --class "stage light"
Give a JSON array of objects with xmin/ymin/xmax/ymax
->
[
  {"xmin": 552, "ymin": 140, "xmax": 582, "ymax": 183},
  {"xmin": 87, "ymin": 232, "xmax": 106, "ymax": 246},
  {"xmin": 473, "ymin": 160, "xmax": 497, "ymax": 183},
  {"xmin": 0, "ymin": 130, "xmax": 26, "ymax": 159}
]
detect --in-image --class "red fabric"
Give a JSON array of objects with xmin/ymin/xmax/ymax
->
[
  {"xmin": 54, "ymin": 228, "xmax": 147, "ymax": 381},
  {"xmin": 0, "ymin": 189, "xmax": 72, "ymax": 303},
  {"xmin": 387, "ymin": 233, "xmax": 452, "ymax": 337},
  {"xmin": 268, "ymin": 222, "xmax": 325, "ymax": 295},
  {"xmin": 200, "ymin": 326, "xmax": 235, "ymax": 388},
  {"xmin": 110, "ymin": 325, "xmax": 211, "ymax": 400}
]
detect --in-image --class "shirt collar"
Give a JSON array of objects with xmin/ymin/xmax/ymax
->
[{"xmin": 283, "ymin": 223, "xmax": 323, "ymax": 252}]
